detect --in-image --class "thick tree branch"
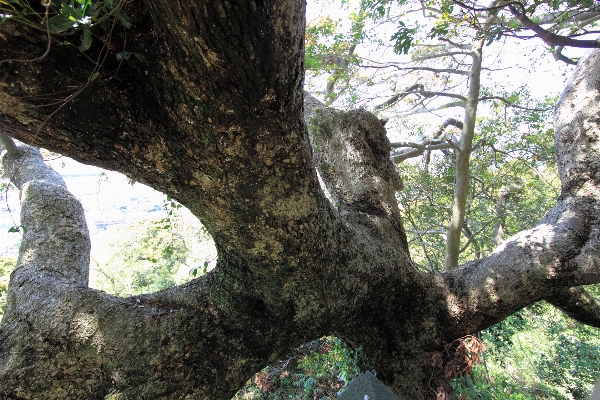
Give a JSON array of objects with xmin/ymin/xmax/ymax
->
[
  {"xmin": 545, "ymin": 286, "xmax": 600, "ymax": 328},
  {"xmin": 304, "ymin": 93, "xmax": 405, "ymax": 220},
  {"xmin": 1, "ymin": 145, "xmax": 89, "ymax": 284}
]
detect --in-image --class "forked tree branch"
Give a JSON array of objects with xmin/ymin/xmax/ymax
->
[
  {"xmin": 508, "ymin": 4, "xmax": 600, "ymax": 48},
  {"xmin": 450, "ymin": 0, "xmax": 600, "ymax": 48},
  {"xmin": 390, "ymin": 118, "xmax": 463, "ymax": 163}
]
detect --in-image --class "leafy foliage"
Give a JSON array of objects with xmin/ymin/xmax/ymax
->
[
  {"xmin": 391, "ymin": 21, "xmax": 419, "ymax": 55},
  {"xmin": 0, "ymin": 0, "xmax": 131, "ymax": 52},
  {"xmin": 233, "ymin": 336, "xmax": 366, "ymax": 400},
  {"xmin": 397, "ymin": 90, "xmax": 560, "ymax": 271},
  {"xmin": 453, "ymin": 302, "xmax": 600, "ymax": 399},
  {"xmin": 90, "ymin": 204, "xmax": 216, "ymax": 296}
]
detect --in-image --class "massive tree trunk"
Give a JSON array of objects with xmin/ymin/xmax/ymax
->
[{"xmin": 1, "ymin": 1, "xmax": 600, "ymax": 399}]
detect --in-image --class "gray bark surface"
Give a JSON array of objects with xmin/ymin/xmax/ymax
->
[{"xmin": 1, "ymin": 2, "xmax": 600, "ymax": 399}]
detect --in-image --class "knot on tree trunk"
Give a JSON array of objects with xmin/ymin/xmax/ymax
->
[{"xmin": 303, "ymin": 94, "xmax": 403, "ymax": 223}]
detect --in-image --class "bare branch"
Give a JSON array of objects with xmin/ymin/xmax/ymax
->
[
  {"xmin": 376, "ymin": 84, "xmax": 467, "ymax": 111},
  {"xmin": 394, "ymin": 101, "xmax": 465, "ymax": 116},
  {"xmin": 358, "ymin": 63, "xmax": 470, "ymax": 76},
  {"xmin": 390, "ymin": 141, "xmax": 454, "ymax": 151},
  {"xmin": 479, "ymin": 96, "xmax": 554, "ymax": 112},
  {"xmin": 391, "ymin": 117, "xmax": 463, "ymax": 163},
  {"xmin": 450, "ymin": 0, "xmax": 600, "ymax": 48},
  {"xmin": 392, "ymin": 149, "xmax": 427, "ymax": 163},
  {"xmin": 537, "ymin": 9, "xmax": 600, "ymax": 28},
  {"xmin": 492, "ymin": 185, "xmax": 522, "ymax": 246},
  {"xmin": 438, "ymin": 37, "xmax": 471, "ymax": 50},
  {"xmin": 412, "ymin": 51, "xmax": 472, "ymax": 62},
  {"xmin": 409, "ymin": 230, "xmax": 447, "ymax": 236},
  {"xmin": 434, "ymin": 117, "xmax": 463, "ymax": 137}
]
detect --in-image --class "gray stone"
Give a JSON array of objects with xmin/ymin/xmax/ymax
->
[{"xmin": 338, "ymin": 371, "xmax": 400, "ymax": 400}]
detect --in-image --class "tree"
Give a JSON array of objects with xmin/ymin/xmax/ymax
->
[{"xmin": 1, "ymin": 1, "xmax": 600, "ymax": 399}]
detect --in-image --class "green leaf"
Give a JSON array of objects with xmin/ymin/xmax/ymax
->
[
  {"xmin": 48, "ymin": 14, "xmax": 75, "ymax": 32},
  {"xmin": 118, "ymin": 12, "xmax": 131, "ymax": 29},
  {"xmin": 133, "ymin": 52, "xmax": 148, "ymax": 64},
  {"xmin": 390, "ymin": 21, "xmax": 416, "ymax": 55},
  {"xmin": 79, "ymin": 26, "xmax": 92, "ymax": 51},
  {"xmin": 8, "ymin": 227, "xmax": 19, "ymax": 233},
  {"xmin": 88, "ymin": 72, "xmax": 100, "ymax": 82},
  {"xmin": 116, "ymin": 51, "xmax": 131, "ymax": 61}
]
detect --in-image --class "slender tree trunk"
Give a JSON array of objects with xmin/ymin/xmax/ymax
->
[
  {"xmin": 444, "ymin": 3, "xmax": 499, "ymax": 270},
  {"xmin": 443, "ymin": 38, "xmax": 483, "ymax": 270}
]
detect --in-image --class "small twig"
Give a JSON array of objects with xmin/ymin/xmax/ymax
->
[{"xmin": 0, "ymin": 1, "xmax": 52, "ymax": 67}]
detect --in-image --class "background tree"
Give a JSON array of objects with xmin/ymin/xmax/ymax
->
[
  {"xmin": 304, "ymin": 0, "xmax": 583, "ymax": 270},
  {"xmin": 2, "ymin": 1, "xmax": 600, "ymax": 399}
]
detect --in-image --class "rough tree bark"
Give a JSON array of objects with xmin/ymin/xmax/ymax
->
[{"xmin": 1, "ymin": 1, "xmax": 600, "ymax": 399}]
